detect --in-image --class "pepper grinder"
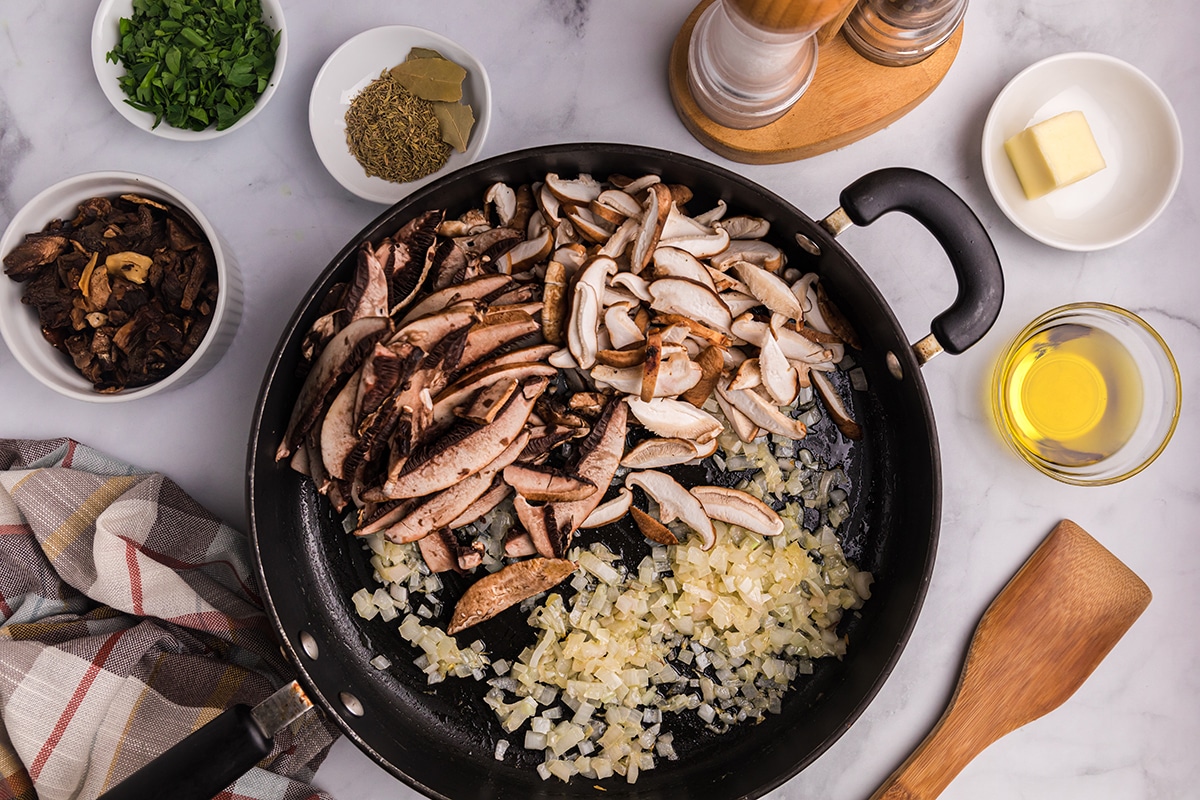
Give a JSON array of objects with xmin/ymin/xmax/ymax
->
[
  {"xmin": 686, "ymin": 0, "xmax": 857, "ymax": 129},
  {"xmin": 842, "ymin": 0, "xmax": 968, "ymax": 66}
]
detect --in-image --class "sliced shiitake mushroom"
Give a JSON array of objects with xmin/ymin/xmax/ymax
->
[{"xmin": 448, "ymin": 557, "xmax": 577, "ymax": 634}]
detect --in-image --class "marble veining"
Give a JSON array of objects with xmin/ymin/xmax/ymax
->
[{"xmin": 0, "ymin": 0, "xmax": 1196, "ymax": 798}]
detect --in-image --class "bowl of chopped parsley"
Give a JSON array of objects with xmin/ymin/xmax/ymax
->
[{"xmin": 91, "ymin": 0, "xmax": 287, "ymax": 140}]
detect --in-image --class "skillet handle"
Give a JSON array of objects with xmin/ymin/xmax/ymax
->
[
  {"xmin": 97, "ymin": 681, "xmax": 311, "ymax": 800},
  {"xmin": 831, "ymin": 167, "xmax": 1003, "ymax": 360},
  {"xmin": 96, "ymin": 704, "xmax": 271, "ymax": 800}
]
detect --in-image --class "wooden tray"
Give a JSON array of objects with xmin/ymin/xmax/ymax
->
[{"xmin": 668, "ymin": 0, "xmax": 963, "ymax": 164}]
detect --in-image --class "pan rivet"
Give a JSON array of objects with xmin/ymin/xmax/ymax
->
[
  {"xmin": 339, "ymin": 692, "xmax": 365, "ymax": 717},
  {"xmin": 794, "ymin": 233, "xmax": 822, "ymax": 256},
  {"xmin": 886, "ymin": 351, "xmax": 904, "ymax": 380},
  {"xmin": 299, "ymin": 631, "xmax": 319, "ymax": 660}
]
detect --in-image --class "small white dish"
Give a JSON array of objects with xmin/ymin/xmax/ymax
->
[
  {"xmin": 309, "ymin": 26, "xmax": 492, "ymax": 205},
  {"xmin": 0, "ymin": 172, "xmax": 242, "ymax": 402},
  {"xmin": 982, "ymin": 52, "xmax": 1183, "ymax": 251},
  {"xmin": 91, "ymin": 0, "xmax": 288, "ymax": 141}
]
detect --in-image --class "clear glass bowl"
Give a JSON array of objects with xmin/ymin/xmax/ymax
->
[{"xmin": 991, "ymin": 303, "xmax": 1180, "ymax": 486}]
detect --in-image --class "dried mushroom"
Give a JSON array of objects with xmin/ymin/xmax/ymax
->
[{"xmin": 2, "ymin": 194, "xmax": 219, "ymax": 392}]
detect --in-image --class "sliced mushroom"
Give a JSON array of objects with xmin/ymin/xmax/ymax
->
[
  {"xmin": 417, "ymin": 529, "xmax": 462, "ymax": 574},
  {"xmin": 593, "ymin": 189, "xmax": 642, "ymax": 220},
  {"xmin": 544, "ymin": 172, "xmax": 603, "ymax": 205},
  {"xmin": 651, "ymin": 247, "xmax": 718, "ymax": 293},
  {"xmin": 542, "ymin": 260, "xmax": 568, "ymax": 345},
  {"xmin": 277, "ymin": 316, "xmax": 390, "ymax": 461},
  {"xmin": 649, "ymin": 313, "xmax": 732, "ymax": 349},
  {"xmin": 390, "ymin": 301, "xmax": 481, "ymax": 353},
  {"xmin": 731, "ymin": 261, "xmax": 804, "ymax": 320},
  {"xmin": 396, "ymin": 274, "xmax": 512, "ymax": 328},
  {"xmin": 565, "ymin": 207, "xmax": 615, "ymax": 244},
  {"xmin": 626, "ymin": 396, "xmax": 724, "ymax": 443},
  {"xmin": 591, "ymin": 351, "xmax": 701, "ymax": 398},
  {"xmin": 710, "ymin": 240, "xmax": 785, "ymax": 272},
  {"xmin": 648, "ymin": 278, "xmax": 732, "ymax": 335},
  {"xmin": 624, "ymin": 470, "xmax": 715, "ymax": 550},
  {"xmin": 319, "ymin": 367, "xmax": 360, "ymax": 479},
  {"xmin": 692, "ymin": 199, "xmax": 727, "ymax": 226},
  {"xmin": 567, "ymin": 282, "xmax": 601, "ymax": 369},
  {"xmin": 551, "ymin": 398, "xmax": 628, "ymax": 534},
  {"xmin": 379, "ymin": 431, "xmax": 529, "ymax": 543},
  {"xmin": 346, "ymin": 241, "xmax": 390, "ymax": 321},
  {"xmin": 594, "ymin": 345, "xmax": 646, "ymax": 368},
  {"xmin": 458, "ymin": 313, "xmax": 543, "ymax": 371},
  {"xmin": 503, "ymin": 529, "xmax": 538, "ymax": 558},
  {"xmin": 621, "ymin": 437, "xmax": 710, "ymax": 469},
  {"xmin": 460, "ymin": 378, "xmax": 519, "ymax": 424},
  {"xmin": 728, "ymin": 358, "xmax": 762, "ymax": 391},
  {"xmin": 504, "ymin": 463, "xmax": 597, "ymax": 502},
  {"xmin": 679, "ymin": 344, "xmax": 725, "ymax": 408},
  {"xmin": 717, "ymin": 380, "xmax": 807, "ymax": 440},
  {"xmin": 731, "ymin": 314, "xmax": 831, "ymax": 363},
  {"xmin": 810, "ymin": 369, "xmax": 863, "ymax": 441},
  {"xmin": 640, "ymin": 328, "xmax": 663, "ymax": 402},
  {"xmin": 495, "ymin": 228, "xmax": 553, "ymax": 274},
  {"xmin": 816, "ymin": 281, "xmax": 862, "ymax": 350},
  {"xmin": 513, "ymin": 495, "xmax": 566, "ymax": 558},
  {"xmin": 610, "ymin": 271, "xmax": 652, "ymax": 303},
  {"xmin": 579, "ymin": 487, "xmax": 633, "ymax": 528},
  {"xmin": 485, "ymin": 182, "xmax": 517, "ymax": 227},
  {"xmin": 659, "ymin": 205, "xmax": 712, "ymax": 240},
  {"xmin": 448, "ymin": 557, "xmax": 577, "ymax": 634},
  {"xmin": 630, "ymin": 506, "xmax": 678, "ymax": 546},
  {"xmin": 721, "ymin": 291, "xmax": 764, "ymax": 318},
  {"xmin": 603, "ymin": 304, "xmax": 645, "ymax": 350},
  {"xmin": 689, "ymin": 486, "xmax": 784, "ymax": 537},
  {"xmin": 432, "ymin": 361, "xmax": 558, "ymax": 427},
  {"xmin": 658, "ymin": 227, "xmax": 730, "ymax": 260},
  {"xmin": 630, "ymin": 183, "xmax": 672, "ymax": 273},
  {"xmin": 758, "ymin": 329, "xmax": 800, "ymax": 406},
  {"xmin": 714, "ymin": 215, "xmax": 770, "ymax": 240},
  {"xmin": 382, "ymin": 376, "xmax": 547, "ymax": 498},
  {"xmin": 597, "ymin": 217, "xmax": 639, "ymax": 259},
  {"xmin": 715, "ymin": 383, "xmax": 760, "ymax": 443},
  {"xmin": 446, "ymin": 478, "xmax": 512, "ymax": 529}
]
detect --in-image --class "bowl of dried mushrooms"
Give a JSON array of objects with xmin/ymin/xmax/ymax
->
[{"xmin": 0, "ymin": 171, "xmax": 242, "ymax": 401}]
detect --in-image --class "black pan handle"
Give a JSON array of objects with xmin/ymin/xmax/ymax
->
[
  {"xmin": 96, "ymin": 704, "xmax": 270, "ymax": 800},
  {"xmin": 834, "ymin": 167, "xmax": 1003, "ymax": 357}
]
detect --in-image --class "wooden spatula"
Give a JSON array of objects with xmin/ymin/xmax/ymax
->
[{"xmin": 871, "ymin": 519, "xmax": 1151, "ymax": 800}]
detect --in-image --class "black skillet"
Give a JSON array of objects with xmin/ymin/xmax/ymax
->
[{"xmin": 235, "ymin": 143, "xmax": 1002, "ymax": 800}]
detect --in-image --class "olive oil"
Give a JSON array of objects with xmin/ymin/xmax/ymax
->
[{"xmin": 999, "ymin": 323, "xmax": 1142, "ymax": 467}]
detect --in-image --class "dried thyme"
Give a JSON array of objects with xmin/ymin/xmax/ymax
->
[{"xmin": 345, "ymin": 72, "xmax": 451, "ymax": 184}]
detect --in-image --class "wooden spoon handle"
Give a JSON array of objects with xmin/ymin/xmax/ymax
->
[{"xmin": 870, "ymin": 520, "xmax": 1151, "ymax": 800}]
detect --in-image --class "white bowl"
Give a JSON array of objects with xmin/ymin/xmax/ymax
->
[
  {"xmin": 91, "ymin": 0, "xmax": 288, "ymax": 140},
  {"xmin": 0, "ymin": 172, "xmax": 242, "ymax": 402},
  {"xmin": 981, "ymin": 52, "xmax": 1183, "ymax": 251},
  {"xmin": 309, "ymin": 26, "xmax": 492, "ymax": 204}
]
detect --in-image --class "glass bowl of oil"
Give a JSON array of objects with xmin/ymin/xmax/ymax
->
[{"xmin": 992, "ymin": 302, "xmax": 1180, "ymax": 485}]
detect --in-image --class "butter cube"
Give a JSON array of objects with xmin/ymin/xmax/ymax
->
[{"xmin": 1004, "ymin": 111, "xmax": 1106, "ymax": 199}]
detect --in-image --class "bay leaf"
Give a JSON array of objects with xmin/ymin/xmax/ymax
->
[
  {"xmin": 432, "ymin": 101, "xmax": 475, "ymax": 152},
  {"xmin": 407, "ymin": 47, "xmax": 447, "ymax": 61},
  {"xmin": 389, "ymin": 57, "xmax": 466, "ymax": 102}
]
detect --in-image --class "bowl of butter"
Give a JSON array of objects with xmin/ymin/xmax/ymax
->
[{"xmin": 982, "ymin": 52, "xmax": 1183, "ymax": 251}]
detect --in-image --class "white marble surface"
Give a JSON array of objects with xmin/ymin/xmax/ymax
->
[{"xmin": 1, "ymin": 1, "xmax": 1196, "ymax": 798}]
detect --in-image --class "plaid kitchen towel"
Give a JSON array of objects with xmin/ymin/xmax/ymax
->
[{"xmin": 0, "ymin": 438, "xmax": 339, "ymax": 800}]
